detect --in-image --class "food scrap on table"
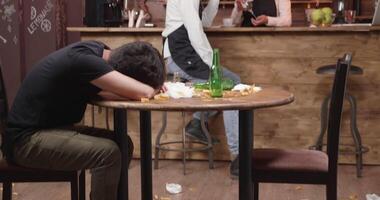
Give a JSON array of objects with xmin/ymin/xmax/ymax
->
[
  {"xmin": 154, "ymin": 93, "xmax": 170, "ymax": 101},
  {"xmin": 140, "ymin": 97, "xmax": 149, "ymax": 103}
]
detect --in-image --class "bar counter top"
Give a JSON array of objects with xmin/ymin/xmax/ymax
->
[{"xmin": 67, "ymin": 25, "xmax": 380, "ymax": 33}]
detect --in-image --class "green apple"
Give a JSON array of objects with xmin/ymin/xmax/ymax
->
[
  {"xmin": 323, "ymin": 15, "xmax": 333, "ymax": 24},
  {"xmin": 321, "ymin": 7, "xmax": 334, "ymax": 25},
  {"xmin": 321, "ymin": 7, "xmax": 333, "ymax": 16},
  {"xmin": 311, "ymin": 9, "xmax": 324, "ymax": 25}
]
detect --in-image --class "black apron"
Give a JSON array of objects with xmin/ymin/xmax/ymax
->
[
  {"xmin": 241, "ymin": 0, "xmax": 277, "ymax": 27},
  {"xmin": 166, "ymin": 1, "xmax": 210, "ymax": 79}
]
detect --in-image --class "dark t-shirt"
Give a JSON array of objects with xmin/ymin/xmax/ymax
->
[{"xmin": 2, "ymin": 41, "xmax": 113, "ymax": 160}]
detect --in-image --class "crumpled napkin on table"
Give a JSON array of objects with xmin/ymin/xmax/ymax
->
[
  {"xmin": 232, "ymin": 84, "xmax": 262, "ymax": 92},
  {"xmin": 367, "ymin": 194, "xmax": 380, "ymax": 200},
  {"xmin": 164, "ymin": 82, "xmax": 194, "ymax": 99}
]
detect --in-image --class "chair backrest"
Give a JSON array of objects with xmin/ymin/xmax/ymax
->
[
  {"xmin": 0, "ymin": 64, "xmax": 8, "ymax": 132},
  {"xmin": 326, "ymin": 54, "xmax": 352, "ymax": 174}
]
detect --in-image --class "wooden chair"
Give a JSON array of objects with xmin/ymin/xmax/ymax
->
[
  {"xmin": 252, "ymin": 54, "xmax": 352, "ymax": 200},
  {"xmin": 0, "ymin": 65, "xmax": 85, "ymax": 200}
]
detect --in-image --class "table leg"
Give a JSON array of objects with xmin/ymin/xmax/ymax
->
[
  {"xmin": 140, "ymin": 111, "xmax": 153, "ymax": 200},
  {"xmin": 239, "ymin": 110, "xmax": 253, "ymax": 200},
  {"xmin": 114, "ymin": 109, "xmax": 129, "ymax": 200}
]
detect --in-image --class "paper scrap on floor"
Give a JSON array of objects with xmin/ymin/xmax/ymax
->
[
  {"xmin": 164, "ymin": 82, "xmax": 193, "ymax": 99},
  {"xmin": 367, "ymin": 194, "xmax": 380, "ymax": 200},
  {"xmin": 166, "ymin": 183, "xmax": 182, "ymax": 194}
]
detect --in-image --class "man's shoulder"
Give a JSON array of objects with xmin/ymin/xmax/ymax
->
[
  {"xmin": 66, "ymin": 40, "xmax": 106, "ymax": 59},
  {"xmin": 69, "ymin": 40, "xmax": 107, "ymax": 51}
]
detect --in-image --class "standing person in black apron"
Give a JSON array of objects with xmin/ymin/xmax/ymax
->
[
  {"xmin": 162, "ymin": 0, "xmax": 241, "ymax": 178},
  {"xmin": 231, "ymin": 0, "xmax": 292, "ymax": 27}
]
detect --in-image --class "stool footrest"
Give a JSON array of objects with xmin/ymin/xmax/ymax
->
[{"xmin": 156, "ymin": 141, "xmax": 213, "ymax": 152}]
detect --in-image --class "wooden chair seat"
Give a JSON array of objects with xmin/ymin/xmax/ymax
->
[
  {"xmin": 253, "ymin": 149, "xmax": 328, "ymax": 173},
  {"xmin": 252, "ymin": 149, "xmax": 329, "ymax": 184}
]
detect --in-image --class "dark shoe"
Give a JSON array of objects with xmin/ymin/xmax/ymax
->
[
  {"xmin": 230, "ymin": 155, "xmax": 239, "ymax": 179},
  {"xmin": 185, "ymin": 119, "xmax": 220, "ymax": 144}
]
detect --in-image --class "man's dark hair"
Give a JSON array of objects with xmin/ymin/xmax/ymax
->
[{"xmin": 108, "ymin": 41, "xmax": 166, "ymax": 89}]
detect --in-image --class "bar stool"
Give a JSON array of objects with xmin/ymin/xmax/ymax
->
[
  {"xmin": 153, "ymin": 76, "xmax": 215, "ymax": 174},
  {"xmin": 154, "ymin": 112, "xmax": 214, "ymax": 174},
  {"xmin": 310, "ymin": 64, "xmax": 369, "ymax": 177}
]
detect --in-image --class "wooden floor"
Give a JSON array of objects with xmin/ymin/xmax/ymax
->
[{"xmin": 2, "ymin": 160, "xmax": 379, "ymax": 200}]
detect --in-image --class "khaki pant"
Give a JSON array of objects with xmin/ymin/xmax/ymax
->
[{"xmin": 13, "ymin": 126, "xmax": 133, "ymax": 200}]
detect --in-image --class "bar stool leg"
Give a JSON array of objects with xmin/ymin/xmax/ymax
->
[
  {"xmin": 313, "ymin": 95, "xmax": 330, "ymax": 150},
  {"xmin": 182, "ymin": 112, "xmax": 187, "ymax": 175},
  {"xmin": 154, "ymin": 112, "xmax": 168, "ymax": 169},
  {"xmin": 346, "ymin": 94, "xmax": 364, "ymax": 177},
  {"xmin": 201, "ymin": 112, "xmax": 214, "ymax": 169}
]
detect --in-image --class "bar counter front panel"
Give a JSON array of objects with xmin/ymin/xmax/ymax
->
[{"xmin": 68, "ymin": 26, "xmax": 380, "ymax": 165}]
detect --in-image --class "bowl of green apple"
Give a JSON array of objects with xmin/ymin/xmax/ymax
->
[{"xmin": 310, "ymin": 7, "xmax": 335, "ymax": 27}]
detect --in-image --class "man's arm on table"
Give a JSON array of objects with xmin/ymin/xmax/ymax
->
[{"xmin": 91, "ymin": 71, "xmax": 156, "ymax": 100}]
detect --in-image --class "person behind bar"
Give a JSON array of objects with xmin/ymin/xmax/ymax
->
[
  {"xmin": 162, "ymin": 0, "xmax": 241, "ymax": 178},
  {"xmin": 231, "ymin": 0, "xmax": 292, "ymax": 27},
  {"xmin": 1, "ymin": 40, "xmax": 165, "ymax": 200}
]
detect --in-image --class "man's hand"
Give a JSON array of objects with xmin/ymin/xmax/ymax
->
[
  {"xmin": 251, "ymin": 15, "xmax": 268, "ymax": 26},
  {"xmin": 160, "ymin": 85, "xmax": 168, "ymax": 93}
]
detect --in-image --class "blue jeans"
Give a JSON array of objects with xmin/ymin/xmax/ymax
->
[{"xmin": 166, "ymin": 57, "xmax": 240, "ymax": 155}]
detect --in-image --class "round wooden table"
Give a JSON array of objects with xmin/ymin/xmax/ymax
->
[{"xmin": 93, "ymin": 86, "xmax": 294, "ymax": 200}]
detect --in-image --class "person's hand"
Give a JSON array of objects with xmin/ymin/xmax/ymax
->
[
  {"xmin": 315, "ymin": 0, "xmax": 320, "ymax": 7},
  {"xmin": 160, "ymin": 85, "xmax": 168, "ymax": 93},
  {"xmin": 138, "ymin": 0, "xmax": 152, "ymax": 21},
  {"xmin": 236, "ymin": 0, "xmax": 244, "ymax": 11},
  {"xmin": 158, "ymin": 0, "xmax": 167, "ymax": 4},
  {"xmin": 251, "ymin": 15, "xmax": 268, "ymax": 26},
  {"xmin": 152, "ymin": 85, "xmax": 167, "ymax": 95}
]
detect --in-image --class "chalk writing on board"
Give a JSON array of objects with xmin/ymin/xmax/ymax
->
[
  {"xmin": 41, "ymin": 19, "xmax": 51, "ymax": 32},
  {"xmin": 27, "ymin": 0, "xmax": 53, "ymax": 34},
  {"xmin": 13, "ymin": 35, "xmax": 17, "ymax": 44},
  {"xmin": 31, "ymin": 6, "xmax": 37, "ymax": 20},
  {"xmin": 1, "ymin": 2, "xmax": 15, "ymax": 22},
  {"xmin": 1, "ymin": 0, "xmax": 15, "ymax": 45},
  {"xmin": 0, "ymin": 35, "xmax": 6, "ymax": 44}
]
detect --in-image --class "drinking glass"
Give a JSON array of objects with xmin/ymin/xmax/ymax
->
[
  {"xmin": 172, "ymin": 72, "xmax": 181, "ymax": 83},
  {"xmin": 344, "ymin": 10, "xmax": 356, "ymax": 23}
]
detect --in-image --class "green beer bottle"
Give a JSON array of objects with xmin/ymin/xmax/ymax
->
[{"xmin": 209, "ymin": 49, "xmax": 223, "ymax": 97}]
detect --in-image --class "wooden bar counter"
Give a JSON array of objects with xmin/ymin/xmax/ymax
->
[{"xmin": 68, "ymin": 26, "xmax": 380, "ymax": 165}]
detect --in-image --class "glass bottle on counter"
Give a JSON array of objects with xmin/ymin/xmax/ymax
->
[{"xmin": 209, "ymin": 49, "xmax": 223, "ymax": 97}]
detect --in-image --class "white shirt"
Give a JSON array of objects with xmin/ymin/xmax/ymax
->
[
  {"xmin": 230, "ymin": 0, "xmax": 292, "ymax": 27},
  {"xmin": 162, "ymin": 0, "xmax": 220, "ymax": 67}
]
